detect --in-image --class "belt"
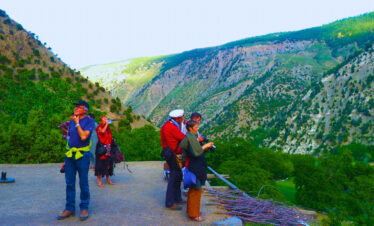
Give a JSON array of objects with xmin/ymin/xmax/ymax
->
[{"xmin": 65, "ymin": 140, "xmax": 92, "ymax": 160}]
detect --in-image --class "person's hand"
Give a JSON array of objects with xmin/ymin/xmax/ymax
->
[
  {"xmin": 73, "ymin": 115, "xmax": 79, "ymax": 124},
  {"xmin": 197, "ymin": 136, "xmax": 205, "ymax": 143},
  {"xmin": 202, "ymin": 142, "xmax": 214, "ymax": 150}
]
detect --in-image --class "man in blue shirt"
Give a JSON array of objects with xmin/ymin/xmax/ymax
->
[{"xmin": 57, "ymin": 100, "xmax": 95, "ymax": 221}]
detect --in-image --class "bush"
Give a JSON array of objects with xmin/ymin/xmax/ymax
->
[
  {"xmin": 32, "ymin": 48, "xmax": 41, "ymax": 58},
  {"xmin": 118, "ymin": 118, "xmax": 131, "ymax": 131},
  {"xmin": 292, "ymin": 149, "xmax": 374, "ymax": 223},
  {"xmin": 0, "ymin": 55, "xmax": 11, "ymax": 65},
  {"xmin": 113, "ymin": 125, "xmax": 161, "ymax": 161},
  {"xmin": 51, "ymin": 71, "xmax": 61, "ymax": 78},
  {"xmin": 110, "ymin": 104, "xmax": 118, "ymax": 113},
  {"xmin": 38, "ymin": 72, "xmax": 49, "ymax": 81},
  {"xmin": 3, "ymin": 18, "xmax": 11, "ymax": 24},
  {"xmin": 16, "ymin": 24, "xmax": 23, "ymax": 30}
]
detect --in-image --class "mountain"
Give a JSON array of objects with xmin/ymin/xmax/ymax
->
[
  {"xmin": 81, "ymin": 12, "xmax": 374, "ymax": 153},
  {"xmin": 0, "ymin": 9, "xmax": 149, "ymax": 126},
  {"xmin": 0, "ymin": 10, "xmax": 149, "ymax": 163}
]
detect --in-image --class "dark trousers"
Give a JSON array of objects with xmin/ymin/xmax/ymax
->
[
  {"xmin": 65, "ymin": 151, "xmax": 90, "ymax": 212},
  {"xmin": 165, "ymin": 169, "xmax": 182, "ymax": 207}
]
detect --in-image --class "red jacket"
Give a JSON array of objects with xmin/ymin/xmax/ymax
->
[{"xmin": 161, "ymin": 120, "xmax": 185, "ymax": 154}]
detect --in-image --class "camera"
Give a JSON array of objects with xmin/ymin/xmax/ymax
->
[
  {"xmin": 209, "ymin": 144, "xmax": 216, "ymax": 152},
  {"xmin": 200, "ymin": 135, "xmax": 216, "ymax": 152}
]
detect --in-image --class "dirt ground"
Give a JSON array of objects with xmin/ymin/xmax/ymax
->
[{"xmin": 0, "ymin": 161, "xmax": 228, "ymax": 225}]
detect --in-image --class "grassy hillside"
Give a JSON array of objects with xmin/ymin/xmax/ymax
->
[{"xmin": 0, "ymin": 9, "xmax": 151, "ymax": 163}]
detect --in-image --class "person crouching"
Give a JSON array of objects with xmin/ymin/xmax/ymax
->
[{"xmin": 95, "ymin": 115, "xmax": 115, "ymax": 187}]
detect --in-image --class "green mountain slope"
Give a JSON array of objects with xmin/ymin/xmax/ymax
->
[
  {"xmin": 0, "ymin": 10, "xmax": 149, "ymax": 163},
  {"xmin": 81, "ymin": 12, "xmax": 374, "ymax": 153}
]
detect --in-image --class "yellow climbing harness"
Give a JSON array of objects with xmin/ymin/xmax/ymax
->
[{"xmin": 65, "ymin": 140, "xmax": 92, "ymax": 160}]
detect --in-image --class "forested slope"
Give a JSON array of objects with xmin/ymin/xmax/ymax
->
[
  {"xmin": 0, "ymin": 10, "xmax": 150, "ymax": 163},
  {"xmin": 82, "ymin": 12, "xmax": 374, "ymax": 153}
]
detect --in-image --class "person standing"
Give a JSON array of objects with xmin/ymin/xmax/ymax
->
[
  {"xmin": 57, "ymin": 100, "xmax": 95, "ymax": 221},
  {"xmin": 58, "ymin": 113, "xmax": 74, "ymax": 140},
  {"xmin": 95, "ymin": 115, "xmax": 115, "ymax": 187},
  {"xmin": 190, "ymin": 112, "xmax": 205, "ymax": 143},
  {"xmin": 160, "ymin": 109, "xmax": 186, "ymax": 210},
  {"xmin": 87, "ymin": 113, "xmax": 98, "ymax": 169},
  {"xmin": 58, "ymin": 113, "xmax": 74, "ymax": 173},
  {"xmin": 179, "ymin": 120, "xmax": 214, "ymax": 222}
]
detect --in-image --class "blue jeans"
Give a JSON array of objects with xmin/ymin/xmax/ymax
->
[{"xmin": 64, "ymin": 151, "xmax": 90, "ymax": 212}]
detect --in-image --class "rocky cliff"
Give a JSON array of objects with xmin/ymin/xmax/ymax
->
[{"xmin": 81, "ymin": 12, "xmax": 374, "ymax": 153}]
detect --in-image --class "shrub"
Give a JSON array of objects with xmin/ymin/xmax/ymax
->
[
  {"xmin": 16, "ymin": 24, "xmax": 23, "ymax": 30},
  {"xmin": 110, "ymin": 104, "xmax": 118, "ymax": 113},
  {"xmin": 0, "ymin": 55, "xmax": 11, "ymax": 64},
  {"xmin": 32, "ymin": 49, "xmax": 40, "ymax": 58},
  {"xmin": 3, "ymin": 18, "xmax": 11, "ymax": 24},
  {"xmin": 38, "ymin": 72, "xmax": 49, "ymax": 81}
]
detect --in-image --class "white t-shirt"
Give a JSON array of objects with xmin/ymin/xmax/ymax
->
[{"xmin": 181, "ymin": 122, "xmax": 187, "ymax": 135}]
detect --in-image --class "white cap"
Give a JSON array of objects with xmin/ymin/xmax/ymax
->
[{"xmin": 169, "ymin": 109, "xmax": 184, "ymax": 118}]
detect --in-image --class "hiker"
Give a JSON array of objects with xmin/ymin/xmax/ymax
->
[
  {"xmin": 95, "ymin": 115, "xmax": 115, "ymax": 187},
  {"xmin": 179, "ymin": 120, "xmax": 214, "ymax": 222},
  {"xmin": 87, "ymin": 113, "xmax": 98, "ymax": 169},
  {"xmin": 58, "ymin": 113, "xmax": 74, "ymax": 140},
  {"xmin": 57, "ymin": 100, "xmax": 95, "ymax": 221},
  {"xmin": 58, "ymin": 113, "xmax": 74, "ymax": 173},
  {"xmin": 161, "ymin": 109, "xmax": 186, "ymax": 210},
  {"xmin": 190, "ymin": 112, "xmax": 205, "ymax": 142},
  {"xmin": 163, "ymin": 110, "xmax": 191, "ymax": 179}
]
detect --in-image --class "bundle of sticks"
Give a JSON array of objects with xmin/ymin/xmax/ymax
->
[{"xmin": 207, "ymin": 189, "xmax": 313, "ymax": 225}]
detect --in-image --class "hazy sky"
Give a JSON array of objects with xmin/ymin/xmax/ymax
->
[{"xmin": 2, "ymin": 0, "xmax": 374, "ymax": 69}]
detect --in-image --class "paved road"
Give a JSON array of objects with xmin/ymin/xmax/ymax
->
[{"xmin": 0, "ymin": 162, "xmax": 226, "ymax": 225}]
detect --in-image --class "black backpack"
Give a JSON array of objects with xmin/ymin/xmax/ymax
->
[
  {"xmin": 110, "ymin": 139, "xmax": 124, "ymax": 164},
  {"xmin": 161, "ymin": 147, "xmax": 181, "ymax": 170},
  {"xmin": 96, "ymin": 142, "xmax": 107, "ymax": 156},
  {"xmin": 161, "ymin": 146, "xmax": 173, "ymax": 162}
]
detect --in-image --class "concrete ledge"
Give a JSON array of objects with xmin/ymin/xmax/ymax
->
[{"xmin": 207, "ymin": 174, "xmax": 230, "ymax": 179}]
